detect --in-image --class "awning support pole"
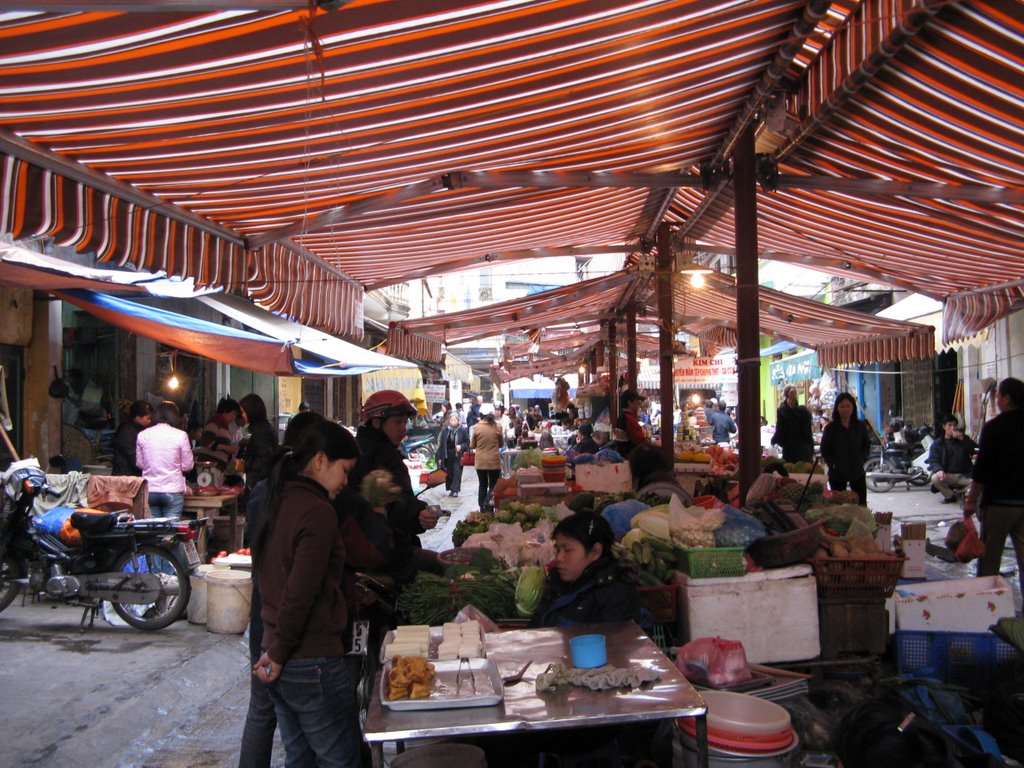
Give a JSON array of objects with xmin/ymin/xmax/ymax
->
[
  {"xmin": 626, "ymin": 306, "xmax": 638, "ymax": 391},
  {"xmin": 656, "ymin": 222, "xmax": 675, "ymax": 465},
  {"xmin": 607, "ymin": 320, "xmax": 618, "ymax": 428},
  {"xmin": 734, "ymin": 124, "xmax": 761, "ymax": 503}
]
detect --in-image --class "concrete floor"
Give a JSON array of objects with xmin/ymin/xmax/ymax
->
[{"xmin": 1, "ymin": 469, "xmax": 1019, "ymax": 768}]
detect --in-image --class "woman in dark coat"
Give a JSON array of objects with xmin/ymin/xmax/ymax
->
[
  {"xmin": 820, "ymin": 392, "xmax": 872, "ymax": 505},
  {"xmin": 112, "ymin": 399, "xmax": 153, "ymax": 476},
  {"xmin": 239, "ymin": 393, "xmax": 279, "ymax": 490},
  {"xmin": 436, "ymin": 412, "xmax": 469, "ymax": 497},
  {"xmin": 530, "ymin": 513, "xmax": 640, "ymax": 628}
]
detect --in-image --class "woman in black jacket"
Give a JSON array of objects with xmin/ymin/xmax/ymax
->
[
  {"xmin": 436, "ymin": 412, "xmax": 469, "ymax": 497},
  {"xmin": 820, "ymin": 392, "xmax": 871, "ymax": 505},
  {"xmin": 530, "ymin": 513, "xmax": 640, "ymax": 628},
  {"xmin": 239, "ymin": 393, "xmax": 279, "ymax": 490},
  {"xmin": 112, "ymin": 399, "xmax": 152, "ymax": 476}
]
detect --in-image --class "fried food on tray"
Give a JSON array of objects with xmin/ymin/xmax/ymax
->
[{"xmin": 386, "ymin": 655, "xmax": 436, "ymax": 701}]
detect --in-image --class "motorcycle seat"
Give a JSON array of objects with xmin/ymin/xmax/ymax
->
[{"xmin": 70, "ymin": 511, "xmax": 120, "ymax": 533}]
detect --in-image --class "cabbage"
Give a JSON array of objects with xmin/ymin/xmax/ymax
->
[{"xmin": 515, "ymin": 566, "xmax": 546, "ymax": 617}]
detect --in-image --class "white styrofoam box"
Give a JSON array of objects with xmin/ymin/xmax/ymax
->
[
  {"xmin": 894, "ymin": 575, "xmax": 1016, "ymax": 632},
  {"xmin": 575, "ymin": 462, "xmax": 632, "ymax": 493},
  {"xmin": 676, "ymin": 564, "xmax": 820, "ymax": 663},
  {"xmin": 900, "ymin": 539, "xmax": 927, "ymax": 579}
]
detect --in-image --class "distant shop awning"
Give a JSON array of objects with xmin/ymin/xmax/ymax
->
[{"xmin": 199, "ymin": 293, "xmax": 415, "ymax": 376}]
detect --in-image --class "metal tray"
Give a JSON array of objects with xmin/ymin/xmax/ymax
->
[{"xmin": 380, "ymin": 657, "xmax": 504, "ymax": 711}]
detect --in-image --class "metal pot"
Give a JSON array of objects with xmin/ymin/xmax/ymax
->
[{"xmin": 48, "ymin": 367, "xmax": 70, "ymax": 399}]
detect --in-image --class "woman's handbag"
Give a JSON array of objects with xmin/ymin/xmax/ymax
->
[{"xmin": 459, "ymin": 450, "xmax": 476, "ymax": 466}]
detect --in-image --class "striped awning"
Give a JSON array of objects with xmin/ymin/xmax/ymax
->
[
  {"xmin": 0, "ymin": 2, "xmax": 1020, "ymax": 343},
  {"xmin": 389, "ymin": 269, "xmax": 642, "ymax": 363},
  {"xmin": 675, "ymin": 272, "xmax": 935, "ymax": 367}
]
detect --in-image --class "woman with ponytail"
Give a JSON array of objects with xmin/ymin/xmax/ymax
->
[{"xmin": 251, "ymin": 420, "xmax": 362, "ymax": 768}]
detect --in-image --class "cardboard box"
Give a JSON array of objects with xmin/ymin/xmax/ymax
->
[
  {"xmin": 894, "ymin": 575, "xmax": 1016, "ymax": 632},
  {"xmin": 575, "ymin": 462, "xmax": 631, "ymax": 493},
  {"xmin": 677, "ymin": 564, "xmax": 820, "ymax": 663}
]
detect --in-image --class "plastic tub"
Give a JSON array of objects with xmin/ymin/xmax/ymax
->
[
  {"xmin": 674, "ymin": 728, "xmax": 799, "ymax": 767},
  {"xmin": 205, "ymin": 569, "xmax": 252, "ymax": 634},
  {"xmin": 186, "ymin": 564, "xmax": 216, "ymax": 624},
  {"xmin": 678, "ymin": 691, "xmax": 790, "ymax": 738}
]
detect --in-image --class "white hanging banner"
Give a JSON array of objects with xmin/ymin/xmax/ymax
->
[{"xmin": 672, "ymin": 355, "xmax": 738, "ymax": 388}]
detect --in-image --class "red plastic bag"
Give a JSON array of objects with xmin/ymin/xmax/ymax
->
[
  {"xmin": 675, "ymin": 636, "xmax": 752, "ymax": 686},
  {"xmin": 459, "ymin": 450, "xmax": 476, "ymax": 466},
  {"xmin": 955, "ymin": 515, "xmax": 986, "ymax": 563}
]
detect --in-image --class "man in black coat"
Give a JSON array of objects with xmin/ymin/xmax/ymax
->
[
  {"xmin": 771, "ymin": 385, "xmax": 814, "ymax": 462},
  {"xmin": 927, "ymin": 415, "xmax": 976, "ymax": 503}
]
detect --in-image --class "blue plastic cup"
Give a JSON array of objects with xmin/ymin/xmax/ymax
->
[{"xmin": 569, "ymin": 634, "xmax": 607, "ymax": 668}]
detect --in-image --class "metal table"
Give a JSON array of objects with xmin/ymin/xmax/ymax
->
[
  {"xmin": 364, "ymin": 621, "xmax": 708, "ymax": 767},
  {"xmin": 182, "ymin": 493, "xmax": 241, "ymax": 552}
]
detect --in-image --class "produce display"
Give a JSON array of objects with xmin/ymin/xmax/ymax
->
[
  {"xmin": 397, "ymin": 549, "xmax": 517, "ymax": 626},
  {"xmin": 493, "ymin": 501, "xmax": 549, "ymax": 529},
  {"xmin": 514, "ymin": 566, "xmax": 546, "ymax": 617}
]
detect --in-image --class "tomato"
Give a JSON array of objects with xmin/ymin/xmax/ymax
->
[{"xmin": 217, "ymin": 550, "xmax": 228, "ymax": 558}]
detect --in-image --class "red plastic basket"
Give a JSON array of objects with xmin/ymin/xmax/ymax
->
[{"xmin": 810, "ymin": 555, "xmax": 906, "ymax": 598}]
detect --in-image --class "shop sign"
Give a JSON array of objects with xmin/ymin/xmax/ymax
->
[
  {"xmin": 672, "ymin": 355, "xmax": 737, "ymax": 388},
  {"xmin": 422, "ymin": 383, "xmax": 447, "ymax": 403},
  {"xmin": 768, "ymin": 350, "xmax": 820, "ymax": 384}
]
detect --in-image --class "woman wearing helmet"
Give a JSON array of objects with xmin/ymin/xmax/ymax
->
[{"xmin": 348, "ymin": 391, "xmax": 443, "ymax": 578}]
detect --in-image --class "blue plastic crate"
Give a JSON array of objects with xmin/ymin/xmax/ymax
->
[{"xmin": 896, "ymin": 630, "xmax": 1019, "ymax": 689}]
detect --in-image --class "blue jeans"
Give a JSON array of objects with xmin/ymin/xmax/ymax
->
[
  {"xmin": 148, "ymin": 492, "xmax": 184, "ymax": 518},
  {"xmin": 268, "ymin": 656, "xmax": 362, "ymax": 768}
]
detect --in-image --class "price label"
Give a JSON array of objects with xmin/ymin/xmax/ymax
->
[{"xmin": 348, "ymin": 619, "xmax": 370, "ymax": 657}]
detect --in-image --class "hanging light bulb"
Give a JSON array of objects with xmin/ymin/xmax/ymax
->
[{"xmin": 689, "ymin": 272, "xmax": 706, "ymax": 288}]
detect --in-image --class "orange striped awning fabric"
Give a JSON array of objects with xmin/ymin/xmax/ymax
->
[{"xmin": 0, "ymin": 2, "xmax": 1021, "ymax": 343}]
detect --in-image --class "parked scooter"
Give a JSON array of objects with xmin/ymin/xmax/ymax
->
[
  {"xmin": 864, "ymin": 421, "xmax": 935, "ymax": 492},
  {"xmin": 0, "ymin": 459, "xmax": 202, "ymax": 630}
]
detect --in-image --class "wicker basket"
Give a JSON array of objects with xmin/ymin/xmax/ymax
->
[
  {"xmin": 638, "ymin": 584, "xmax": 679, "ymax": 623},
  {"xmin": 746, "ymin": 521, "xmax": 824, "ymax": 569},
  {"xmin": 810, "ymin": 555, "xmax": 907, "ymax": 598},
  {"xmin": 676, "ymin": 547, "xmax": 747, "ymax": 579}
]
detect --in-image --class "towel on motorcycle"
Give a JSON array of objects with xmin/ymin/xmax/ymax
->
[{"xmin": 33, "ymin": 505, "xmax": 114, "ymax": 546}]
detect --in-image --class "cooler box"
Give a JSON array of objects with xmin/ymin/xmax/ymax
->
[
  {"xmin": 676, "ymin": 564, "xmax": 820, "ymax": 663},
  {"xmin": 894, "ymin": 575, "xmax": 1015, "ymax": 632},
  {"xmin": 575, "ymin": 463, "xmax": 631, "ymax": 493}
]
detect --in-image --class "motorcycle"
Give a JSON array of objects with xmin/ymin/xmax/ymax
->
[
  {"xmin": 864, "ymin": 421, "xmax": 935, "ymax": 492},
  {"xmin": 0, "ymin": 458, "xmax": 202, "ymax": 630}
]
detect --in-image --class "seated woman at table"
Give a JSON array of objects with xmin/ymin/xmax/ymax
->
[
  {"xmin": 530, "ymin": 512, "xmax": 641, "ymax": 628},
  {"xmin": 628, "ymin": 443, "xmax": 694, "ymax": 506}
]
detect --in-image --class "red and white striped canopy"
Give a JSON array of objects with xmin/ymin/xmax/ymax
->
[{"xmin": 0, "ymin": 2, "xmax": 1020, "ymax": 342}]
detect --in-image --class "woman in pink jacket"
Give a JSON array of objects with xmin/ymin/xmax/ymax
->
[{"xmin": 136, "ymin": 400, "xmax": 194, "ymax": 518}]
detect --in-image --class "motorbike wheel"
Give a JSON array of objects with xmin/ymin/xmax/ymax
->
[
  {"xmin": 0, "ymin": 554, "xmax": 20, "ymax": 613},
  {"xmin": 864, "ymin": 458, "xmax": 897, "ymax": 493},
  {"xmin": 111, "ymin": 546, "xmax": 191, "ymax": 630}
]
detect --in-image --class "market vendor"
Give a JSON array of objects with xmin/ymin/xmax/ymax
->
[
  {"xmin": 529, "ymin": 513, "xmax": 641, "ymax": 627},
  {"xmin": 349, "ymin": 390, "xmax": 443, "ymax": 576},
  {"xmin": 628, "ymin": 444, "xmax": 694, "ymax": 505}
]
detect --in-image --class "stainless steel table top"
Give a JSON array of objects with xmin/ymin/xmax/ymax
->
[{"xmin": 364, "ymin": 621, "xmax": 707, "ymax": 743}]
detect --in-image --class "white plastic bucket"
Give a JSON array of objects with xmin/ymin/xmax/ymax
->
[
  {"xmin": 205, "ymin": 569, "xmax": 252, "ymax": 634},
  {"xmin": 187, "ymin": 564, "xmax": 216, "ymax": 624}
]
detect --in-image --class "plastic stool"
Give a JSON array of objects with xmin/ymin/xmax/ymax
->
[
  {"xmin": 538, "ymin": 739, "xmax": 623, "ymax": 768},
  {"xmin": 390, "ymin": 742, "xmax": 487, "ymax": 768}
]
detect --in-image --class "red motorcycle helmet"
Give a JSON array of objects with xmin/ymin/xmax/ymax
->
[{"xmin": 361, "ymin": 390, "xmax": 417, "ymax": 424}]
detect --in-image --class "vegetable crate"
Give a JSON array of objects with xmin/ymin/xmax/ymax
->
[
  {"xmin": 638, "ymin": 584, "xmax": 680, "ymax": 654},
  {"xmin": 810, "ymin": 555, "xmax": 906, "ymax": 599},
  {"xmin": 638, "ymin": 584, "xmax": 679, "ymax": 623},
  {"xmin": 675, "ymin": 547, "xmax": 746, "ymax": 579},
  {"xmin": 896, "ymin": 630, "xmax": 1020, "ymax": 690}
]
